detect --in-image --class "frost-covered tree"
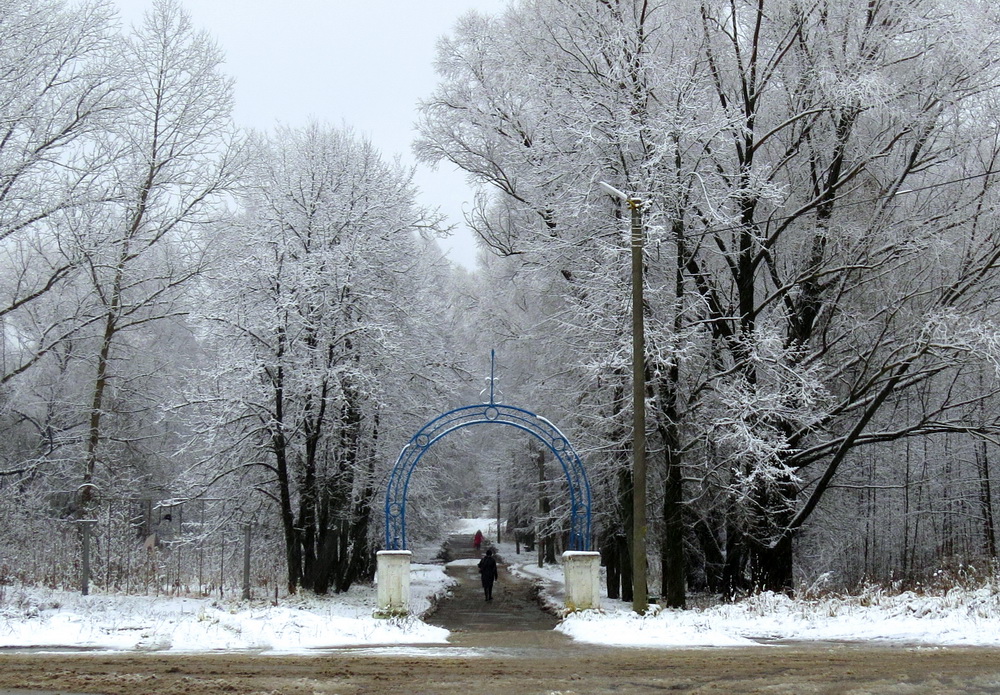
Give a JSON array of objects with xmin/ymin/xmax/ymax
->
[
  {"xmin": 0, "ymin": 0, "xmax": 239, "ymax": 509},
  {"xmin": 71, "ymin": 0, "xmax": 241, "ymax": 509},
  {"xmin": 0, "ymin": 0, "xmax": 240, "ymax": 588},
  {"xmin": 194, "ymin": 123, "xmax": 450, "ymax": 593},
  {"xmin": 0, "ymin": 0, "xmax": 119, "ymax": 385},
  {"xmin": 688, "ymin": 0, "xmax": 1000, "ymax": 595},
  {"xmin": 419, "ymin": 0, "xmax": 1000, "ymax": 601},
  {"xmin": 418, "ymin": 0, "xmax": 709, "ymax": 606}
]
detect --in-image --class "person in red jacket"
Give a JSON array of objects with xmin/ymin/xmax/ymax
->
[{"xmin": 473, "ymin": 529, "xmax": 483, "ymax": 552}]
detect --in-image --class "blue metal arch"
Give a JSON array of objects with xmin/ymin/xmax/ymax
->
[{"xmin": 384, "ymin": 402, "xmax": 592, "ymax": 551}]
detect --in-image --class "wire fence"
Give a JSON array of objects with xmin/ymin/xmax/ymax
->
[{"xmin": 0, "ymin": 496, "xmax": 287, "ymax": 599}]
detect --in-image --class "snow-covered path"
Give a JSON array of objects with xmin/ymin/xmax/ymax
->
[{"xmin": 424, "ymin": 532, "xmax": 559, "ymax": 635}]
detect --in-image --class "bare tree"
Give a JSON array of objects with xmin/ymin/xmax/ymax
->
[
  {"xmin": 74, "ymin": 0, "xmax": 241, "ymax": 509},
  {"xmin": 0, "ymin": 0, "xmax": 119, "ymax": 384}
]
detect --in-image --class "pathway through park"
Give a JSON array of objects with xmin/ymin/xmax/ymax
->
[{"xmin": 424, "ymin": 533, "xmax": 568, "ymax": 650}]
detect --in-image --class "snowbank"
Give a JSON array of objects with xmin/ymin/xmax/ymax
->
[
  {"xmin": 0, "ymin": 562, "xmax": 451, "ymax": 653},
  {"xmin": 496, "ymin": 531, "xmax": 1000, "ymax": 648},
  {"xmin": 552, "ymin": 588, "xmax": 1000, "ymax": 648}
]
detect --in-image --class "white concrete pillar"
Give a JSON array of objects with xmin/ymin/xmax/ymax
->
[
  {"xmin": 563, "ymin": 550, "xmax": 601, "ymax": 611},
  {"xmin": 376, "ymin": 550, "xmax": 412, "ymax": 616}
]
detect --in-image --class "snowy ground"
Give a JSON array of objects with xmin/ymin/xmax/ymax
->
[
  {"xmin": 552, "ymin": 584, "xmax": 1000, "ymax": 648},
  {"xmin": 0, "ymin": 560, "xmax": 452, "ymax": 653},
  {"xmin": 3, "ymin": 518, "xmax": 1000, "ymax": 652},
  {"xmin": 507, "ymin": 545, "xmax": 1000, "ymax": 648}
]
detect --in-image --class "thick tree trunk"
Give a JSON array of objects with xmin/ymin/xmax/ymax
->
[
  {"xmin": 309, "ymin": 377, "xmax": 363, "ymax": 594},
  {"xmin": 298, "ymin": 478, "xmax": 318, "ymax": 591},
  {"xmin": 310, "ymin": 523, "xmax": 339, "ymax": 594},
  {"xmin": 743, "ymin": 475, "xmax": 796, "ymax": 594},
  {"xmin": 748, "ymin": 535, "xmax": 794, "ymax": 594},
  {"xmin": 273, "ymin": 425, "xmax": 300, "ymax": 593},
  {"xmin": 660, "ymin": 451, "xmax": 685, "ymax": 607},
  {"xmin": 655, "ymin": 362, "xmax": 685, "ymax": 608},
  {"xmin": 976, "ymin": 439, "xmax": 997, "ymax": 558},
  {"xmin": 298, "ymin": 336, "xmax": 333, "ymax": 592},
  {"xmin": 339, "ymin": 500, "xmax": 375, "ymax": 591},
  {"xmin": 721, "ymin": 522, "xmax": 747, "ymax": 600},
  {"xmin": 337, "ymin": 410, "xmax": 380, "ymax": 591},
  {"xmin": 270, "ymin": 329, "xmax": 301, "ymax": 594},
  {"xmin": 618, "ymin": 464, "xmax": 635, "ymax": 603},
  {"xmin": 617, "ymin": 533, "xmax": 633, "ymax": 603},
  {"xmin": 601, "ymin": 536, "xmax": 621, "ymax": 600}
]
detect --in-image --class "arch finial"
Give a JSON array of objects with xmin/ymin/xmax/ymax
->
[{"xmin": 480, "ymin": 349, "xmax": 502, "ymax": 405}]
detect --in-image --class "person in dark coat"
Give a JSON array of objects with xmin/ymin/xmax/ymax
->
[
  {"xmin": 473, "ymin": 529, "xmax": 483, "ymax": 552},
  {"xmin": 478, "ymin": 548, "xmax": 499, "ymax": 601}
]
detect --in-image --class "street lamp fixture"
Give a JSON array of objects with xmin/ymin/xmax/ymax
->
[{"xmin": 599, "ymin": 180, "xmax": 648, "ymax": 615}]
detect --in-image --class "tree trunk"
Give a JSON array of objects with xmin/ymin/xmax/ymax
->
[
  {"xmin": 274, "ymin": 426, "xmax": 300, "ymax": 593},
  {"xmin": 270, "ymin": 329, "xmax": 300, "ymax": 594},
  {"xmin": 618, "ymin": 463, "xmax": 634, "ymax": 602},
  {"xmin": 976, "ymin": 439, "xmax": 997, "ymax": 559},
  {"xmin": 81, "ymin": 247, "xmax": 131, "ymax": 512},
  {"xmin": 743, "ymin": 474, "xmax": 797, "ymax": 594},
  {"xmin": 689, "ymin": 512, "xmax": 725, "ymax": 593},
  {"xmin": 81, "ymin": 313, "xmax": 116, "ymax": 511},
  {"xmin": 749, "ymin": 534, "xmax": 794, "ymax": 594},
  {"xmin": 333, "ymin": 379, "xmax": 364, "ymax": 590},
  {"xmin": 298, "ymin": 475, "xmax": 318, "ymax": 592},
  {"xmin": 310, "ymin": 522, "xmax": 339, "ymax": 594},
  {"xmin": 601, "ymin": 536, "xmax": 621, "ymax": 600},
  {"xmin": 533, "ymin": 441, "xmax": 556, "ymax": 565},
  {"xmin": 721, "ymin": 521, "xmax": 747, "ymax": 600},
  {"xmin": 659, "ymin": 445, "xmax": 685, "ymax": 607},
  {"xmin": 617, "ymin": 533, "xmax": 633, "ymax": 603},
  {"xmin": 337, "ymin": 410, "xmax": 380, "ymax": 591},
  {"xmin": 655, "ymin": 360, "xmax": 685, "ymax": 608},
  {"xmin": 310, "ymin": 375, "xmax": 363, "ymax": 594}
]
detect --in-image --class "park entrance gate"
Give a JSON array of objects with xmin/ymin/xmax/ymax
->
[
  {"xmin": 384, "ymin": 353, "xmax": 591, "ymax": 552},
  {"xmin": 377, "ymin": 354, "xmax": 600, "ymax": 615}
]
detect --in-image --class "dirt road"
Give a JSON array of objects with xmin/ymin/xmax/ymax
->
[
  {"xmin": 3, "ymin": 541, "xmax": 1000, "ymax": 693},
  {"xmin": 4, "ymin": 644, "xmax": 1000, "ymax": 694}
]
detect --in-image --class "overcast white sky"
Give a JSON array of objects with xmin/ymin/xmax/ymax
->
[{"xmin": 112, "ymin": 0, "xmax": 508, "ymax": 270}]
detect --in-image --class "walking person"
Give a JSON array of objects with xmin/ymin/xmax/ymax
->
[
  {"xmin": 473, "ymin": 529, "xmax": 483, "ymax": 552},
  {"xmin": 478, "ymin": 548, "xmax": 499, "ymax": 601}
]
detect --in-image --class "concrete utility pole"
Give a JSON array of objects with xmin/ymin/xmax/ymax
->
[{"xmin": 599, "ymin": 181, "xmax": 648, "ymax": 615}]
